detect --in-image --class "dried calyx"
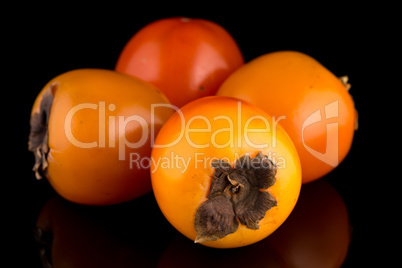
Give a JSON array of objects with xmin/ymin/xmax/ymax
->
[
  {"xmin": 194, "ymin": 152, "xmax": 277, "ymax": 243},
  {"xmin": 28, "ymin": 84, "xmax": 55, "ymax": 180},
  {"xmin": 339, "ymin": 75, "xmax": 351, "ymax": 91},
  {"xmin": 339, "ymin": 75, "xmax": 359, "ymax": 130}
]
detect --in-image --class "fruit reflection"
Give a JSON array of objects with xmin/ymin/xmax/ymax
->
[
  {"xmin": 158, "ymin": 179, "xmax": 351, "ymax": 268},
  {"xmin": 269, "ymin": 179, "xmax": 351, "ymax": 267},
  {"xmin": 35, "ymin": 193, "xmax": 175, "ymax": 268},
  {"xmin": 157, "ymin": 235, "xmax": 286, "ymax": 267}
]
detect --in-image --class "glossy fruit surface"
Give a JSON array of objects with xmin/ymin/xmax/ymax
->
[
  {"xmin": 217, "ymin": 50, "xmax": 357, "ymax": 183},
  {"xmin": 151, "ymin": 96, "xmax": 301, "ymax": 248},
  {"xmin": 29, "ymin": 69, "xmax": 173, "ymax": 205},
  {"xmin": 115, "ymin": 17, "xmax": 244, "ymax": 108}
]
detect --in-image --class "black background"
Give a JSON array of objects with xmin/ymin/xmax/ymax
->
[{"xmin": 6, "ymin": 4, "xmax": 394, "ymax": 267}]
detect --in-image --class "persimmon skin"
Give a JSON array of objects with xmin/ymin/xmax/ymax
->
[
  {"xmin": 115, "ymin": 17, "xmax": 244, "ymax": 108},
  {"xmin": 217, "ymin": 51, "xmax": 356, "ymax": 183},
  {"xmin": 151, "ymin": 96, "xmax": 301, "ymax": 248},
  {"xmin": 31, "ymin": 69, "xmax": 173, "ymax": 205}
]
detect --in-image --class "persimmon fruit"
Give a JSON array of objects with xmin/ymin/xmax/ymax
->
[
  {"xmin": 217, "ymin": 50, "xmax": 357, "ymax": 183},
  {"xmin": 151, "ymin": 96, "xmax": 301, "ymax": 248},
  {"xmin": 28, "ymin": 69, "xmax": 173, "ymax": 205},
  {"xmin": 115, "ymin": 17, "xmax": 244, "ymax": 108}
]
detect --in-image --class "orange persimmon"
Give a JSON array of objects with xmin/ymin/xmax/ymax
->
[
  {"xmin": 217, "ymin": 51, "xmax": 357, "ymax": 183},
  {"xmin": 151, "ymin": 96, "xmax": 301, "ymax": 248},
  {"xmin": 29, "ymin": 69, "xmax": 173, "ymax": 205}
]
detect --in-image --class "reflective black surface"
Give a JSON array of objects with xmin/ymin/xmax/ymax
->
[
  {"xmin": 31, "ymin": 179, "xmax": 350, "ymax": 267},
  {"xmin": 8, "ymin": 6, "xmax": 387, "ymax": 267}
]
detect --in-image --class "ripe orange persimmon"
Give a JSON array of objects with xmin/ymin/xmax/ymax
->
[
  {"xmin": 28, "ymin": 69, "xmax": 173, "ymax": 205},
  {"xmin": 115, "ymin": 17, "xmax": 244, "ymax": 108},
  {"xmin": 217, "ymin": 51, "xmax": 357, "ymax": 183},
  {"xmin": 151, "ymin": 96, "xmax": 301, "ymax": 248}
]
